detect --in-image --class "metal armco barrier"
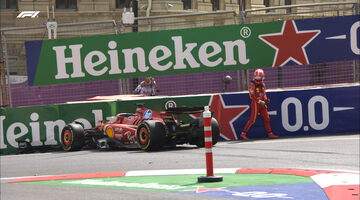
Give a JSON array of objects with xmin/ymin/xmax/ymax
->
[{"xmin": 198, "ymin": 106, "xmax": 223, "ymax": 183}]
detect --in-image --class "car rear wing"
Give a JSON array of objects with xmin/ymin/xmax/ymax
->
[{"xmin": 165, "ymin": 106, "xmax": 205, "ymax": 115}]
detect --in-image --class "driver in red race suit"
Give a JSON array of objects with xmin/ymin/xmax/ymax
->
[{"xmin": 240, "ymin": 69, "xmax": 279, "ymax": 141}]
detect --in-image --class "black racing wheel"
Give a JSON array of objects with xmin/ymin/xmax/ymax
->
[
  {"xmin": 136, "ymin": 120, "xmax": 166, "ymax": 151},
  {"xmin": 61, "ymin": 123, "xmax": 85, "ymax": 151},
  {"xmin": 190, "ymin": 118, "xmax": 220, "ymax": 148}
]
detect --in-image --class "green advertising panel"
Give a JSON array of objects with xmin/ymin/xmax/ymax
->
[
  {"xmin": 26, "ymin": 22, "xmax": 283, "ymax": 86},
  {"xmin": 0, "ymin": 96, "xmax": 212, "ymax": 155},
  {"xmin": 0, "ymin": 105, "xmax": 61, "ymax": 155},
  {"xmin": 25, "ymin": 15, "xmax": 360, "ymax": 86},
  {"xmin": 0, "ymin": 101, "xmax": 119, "ymax": 154},
  {"xmin": 58, "ymin": 101, "xmax": 117, "ymax": 129}
]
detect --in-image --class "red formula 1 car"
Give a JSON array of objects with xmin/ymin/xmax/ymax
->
[{"xmin": 61, "ymin": 104, "xmax": 220, "ymax": 151}]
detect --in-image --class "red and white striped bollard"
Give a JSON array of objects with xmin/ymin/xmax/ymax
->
[{"xmin": 198, "ymin": 106, "xmax": 223, "ymax": 183}]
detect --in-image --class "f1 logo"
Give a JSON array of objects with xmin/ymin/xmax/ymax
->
[{"xmin": 17, "ymin": 11, "xmax": 40, "ymax": 18}]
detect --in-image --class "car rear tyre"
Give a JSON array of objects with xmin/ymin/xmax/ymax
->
[
  {"xmin": 191, "ymin": 118, "xmax": 220, "ymax": 148},
  {"xmin": 136, "ymin": 120, "xmax": 166, "ymax": 151},
  {"xmin": 61, "ymin": 123, "xmax": 85, "ymax": 151}
]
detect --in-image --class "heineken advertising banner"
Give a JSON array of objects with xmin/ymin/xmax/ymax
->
[
  {"xmin": 0, "ymin": 101, "xmax": 118, "ymax": 155},
  {"xmin": 1, "ymin": 85, "xmax": 359, "ymax": 154},
  {"xmin": 25, "ymin": 15, "xmax": 359, "ymax": 86}
]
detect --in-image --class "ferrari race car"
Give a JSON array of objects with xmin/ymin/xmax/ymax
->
[{"xmin": 60, "ymin": 104, "xmax": 220, "ymax": 151}]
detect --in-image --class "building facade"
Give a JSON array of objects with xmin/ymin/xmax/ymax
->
[
  {"xmin": 0, "ymin": 0, "xmax": 358, "ymax": 107},
  {"xmin": 1, "ymin": 0, "xmax": 356, "ymax": 27}
]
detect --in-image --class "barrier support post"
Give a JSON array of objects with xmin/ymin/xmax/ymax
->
[{"xmin": 198, "ymin": 106, "xmax": 223, "ymax": 183}]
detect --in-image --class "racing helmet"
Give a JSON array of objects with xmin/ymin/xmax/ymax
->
[{"xmin": 254, "ymin": 69, "xmax": 264, "ymax": 84}]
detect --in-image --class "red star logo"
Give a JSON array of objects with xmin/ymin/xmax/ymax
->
[
  {"xmin": 259, "ymin": 20, "xmax": 320, "ymax": 67},
  {"xmin": 191, "ymin": 94, "xmax": 249, "ymax": 140}
]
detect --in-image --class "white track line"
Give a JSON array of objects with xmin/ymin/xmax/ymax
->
[
  {"xmin": 232, "ymin": 136, "xmax": 359, "ymax": 145},
  {"xmin": 125, "ymin": 168, "xmax": 239, "ymax": 177}
]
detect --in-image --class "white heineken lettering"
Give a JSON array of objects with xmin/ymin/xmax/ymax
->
[
  {"xmin": 199, "ymin": 41, "xmax": 223, "ymax": 67},
  {"xmin": 172, "ymin": 36, "xmax": 200, "ymax": 69},
  {"xmin": 7, "ymin": 122, "xmax": 28, "ymax": 148},
  {"xmin": 29, "ymin": 113, "xmax": 42, "ymax": 146},
  {"xmin": 122, "ymin": 47, "xmax": 148, "ymax": 73},
  {"xmin": 92, "ymin": 109, "xmax": 104, "ymax": 126},
  {"xmin": 350, "ymin": 21, "xmax": 360, "ymax": 55},
  {"xmin": 0, "ymin": 116, "xmax": 7, "ymax": 149},
  {"xmin": 44, "ymin": 120, "xmax": 65, "ymax": 145},
  {"xmin": 223, "ymin": 40, "xmax": 250, "ymax": 65},
  {"xmin": 108, "ymin": 41, "xmax": 122, "ymax": 74},
  {"xmin": 73, "ymin": 118, "xmax": 92, "ymax": 129},
  {"xmin": 52, "ymin": 35, "xmax": 250, "ymax": 80},
  {"xmin": 84, "ymin": 51, "xmax": 108, "ymax": 76},
  {"xmin": 53, "ymin": 44, "xmax": 84, "ymax": 79},
  {"xmin": 0, "ymin": 109, "xmax": 105, "ymax": 150},
  {"xmin": 149, "ymin": 45, "xmax": 173, "ymax": 71}
]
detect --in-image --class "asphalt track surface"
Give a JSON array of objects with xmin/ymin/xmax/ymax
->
[{"xmin": 1, "ymin": 134, "xmax": 359, "ymax": 200}]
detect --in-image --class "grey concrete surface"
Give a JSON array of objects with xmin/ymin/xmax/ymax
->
[{"xmin": 1, "ymin": 134, "xmax": 359, "ymax": 200}]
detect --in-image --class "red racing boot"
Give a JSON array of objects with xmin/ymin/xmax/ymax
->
[
  {"xmin": 240, "ymin": 132, "xmax": 250, "ymax": 141},
  {"xmin": 268, "ymin": 132, "xmax": 279, "ymax": 139}
]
